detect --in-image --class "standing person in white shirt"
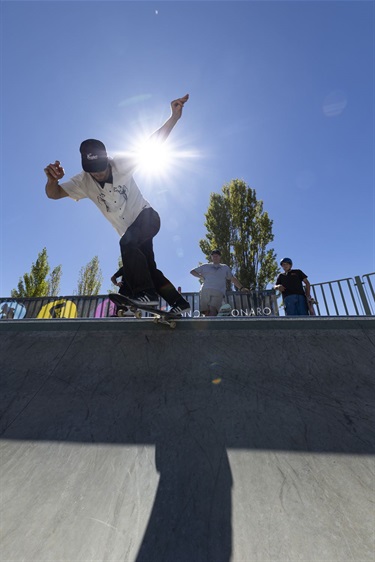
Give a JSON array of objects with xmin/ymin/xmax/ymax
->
[
  {"xmin": 44, "ymin": 94, "xmax": 191, "ymax": 315},
  {"xmin": 190, "ymin": 250, "xmax": 249, "ymax": 316}
]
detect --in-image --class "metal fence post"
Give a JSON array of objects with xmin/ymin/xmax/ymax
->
[{"xmin": 354, "ymin": 276, "xmax": 372, "ymax": 315}]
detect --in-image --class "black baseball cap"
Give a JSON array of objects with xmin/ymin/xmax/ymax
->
[
  {"xmin": 80, "ymin": 139, "xmax": 108, "ymax": 173},
  {"xmin": 211, "ymin": 249, "xmax": 221, "ymax": 256}
]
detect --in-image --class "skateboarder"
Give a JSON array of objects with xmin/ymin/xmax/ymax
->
[
  {"xmin": 274, "ymin": 257, "xmax": 311, "ymax": 315},
  {"xmin": 190, "ymin": 250, "xmax": 249, "ymax": 316},
  {"xmin": 44, "ymin": 94, "xmax": 191, "ymax": 315}
]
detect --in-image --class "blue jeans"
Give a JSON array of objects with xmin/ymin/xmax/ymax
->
[{"xmin": 284, "ymin": 294, "xmax": 308, "ymax": 316}]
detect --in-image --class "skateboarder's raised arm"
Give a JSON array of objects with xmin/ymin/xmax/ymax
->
[
  {"xmin": 149, "ymin": 94, "xmax": 189, "ymax": 143},
  {"xmin": 44, "ymin": 160, "xmax": 69, "ymax": 200}
]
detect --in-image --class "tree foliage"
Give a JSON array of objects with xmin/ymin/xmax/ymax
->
[
  {"xmin": 199, "ymin": 179, "xmax": 278, "ymax": 290},
  {"xmin": 76, "ymin": 256, "xmax": 103, "ymax": 296},
  {"xmin": 48, "ymin": 265, "xmax": 63, "ymax": 296},
  {"xmin": 11, "ymin": 247, "xmax": 62, "ymax": 297}
]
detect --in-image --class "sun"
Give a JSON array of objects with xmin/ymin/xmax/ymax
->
[
  {"xmin": 115, "ymin": 126, "xmax": 201, "ymax": 186},
  {"xmin": 134, "ymin": 138, "xmax": 173, "ymax": 178}
]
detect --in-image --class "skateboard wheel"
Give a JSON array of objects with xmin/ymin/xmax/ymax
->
[
  {"xmin": 170, "ymin": 321, "xmax": 176, "ymax": 329},
  {"xmin": 135, "ymin": 311, "xmax": 142, "ymax": 319}
]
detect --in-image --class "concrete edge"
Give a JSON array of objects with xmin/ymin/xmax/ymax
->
[{"xmin": 0, "ymin": 316, "xmax": 374, "ymax": 333}]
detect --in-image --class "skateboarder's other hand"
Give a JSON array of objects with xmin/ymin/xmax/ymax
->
[
  {"xmin": 111, "ymin": 275, "xmax": 123, "ymax": 287},
  {"xmin": 44, "ymin": 160, "xmax": 65, "ymax": 181}
]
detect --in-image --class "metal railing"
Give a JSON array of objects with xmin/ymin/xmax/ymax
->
[
  {"xmin": 160, "ymin": 290, "xmax": 279, "ymax": 318},
  {"xmin": 360, "ymin": 273, "xmax": 375, "ymax": 315},
  {"xmin": 309, "ymin": 272, "xmax": 374, "ymax": 316},
  {"xmin": 0, "ymin": 273, "xmax": 374, "ymax": 320}
]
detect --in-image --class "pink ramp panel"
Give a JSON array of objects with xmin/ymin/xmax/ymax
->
[{"xmin": 94, "ymin": 298, "xmax": 117, "ymax": 318}]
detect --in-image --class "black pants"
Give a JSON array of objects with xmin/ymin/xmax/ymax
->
[{"xmin": 119, "ymin": 208, "xmax": 181, "ymax": 306}]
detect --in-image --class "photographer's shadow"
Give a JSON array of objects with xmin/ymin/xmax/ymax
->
[{"xmin": 136, "ymin": 384, "xmax": 232, "ymax": 562}]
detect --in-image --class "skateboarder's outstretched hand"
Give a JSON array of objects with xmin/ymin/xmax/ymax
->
[
  {"xmin": 150, "ymin": 94, "xmax": 189, "ymax": 143},
  {"xmin": 44, "ymin": 160, "xmax": 65, "ymax": 182},
  {"xmin": 170, "ymin": 94, "xmax": 189, "ymax": 120}
]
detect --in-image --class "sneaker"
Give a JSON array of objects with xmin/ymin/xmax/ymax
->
[
  {"xmin": 130, "ymin": 291, "xmax": 159, "ymax": 307},
  {"xmin": 218, "ymin": 303, "xmax": 232, "ymax": 317},
  {"xmin": 169, "ymin": 298, "xmax": 191, "ymax": 316}
]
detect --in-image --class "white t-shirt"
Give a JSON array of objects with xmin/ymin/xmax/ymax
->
[
  {"xmin": 60, "ymin": 155, "xmax": 151, "ymax": 236},
  {"xmin": 195, "ymin": 263, "xmax": 233, "ymax": 294}
]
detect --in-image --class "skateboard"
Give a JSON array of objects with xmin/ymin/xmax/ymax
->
[
  {"xmin": 108, "ymin": 293, "xmax": 179, "ymax": 328},
  {"xmin": 306, "ymin": 296, "xmax": 318, "ymax": 316}
]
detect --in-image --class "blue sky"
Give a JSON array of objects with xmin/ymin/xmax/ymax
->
[{"xmin": 1, "ymin": 0, "xmax": 374, "ymax": 297}]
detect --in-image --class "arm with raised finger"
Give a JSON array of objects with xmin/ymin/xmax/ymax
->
[
  {"xmin": 44, "ymin": 160, "xmax": 69, "ymax": 199},
  {"xmin": 150, "ymin": 94, "xmax": 189, "ymax": 143}
]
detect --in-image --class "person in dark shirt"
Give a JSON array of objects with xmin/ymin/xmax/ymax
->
[
  {"xmin": 274, "ymin": 257, "xmax": 311, "ymax": 315},
  {"xmin": 111, "ymin": 267, "xmax": 132, "ymax": 299}
]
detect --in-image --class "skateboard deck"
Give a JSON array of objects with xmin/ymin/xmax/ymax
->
[{"xmin": 108, "ymin": 293, "xmax": 179, "ymax": 328}]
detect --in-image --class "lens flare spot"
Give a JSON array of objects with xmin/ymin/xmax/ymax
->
[
  {"xmin": 210, "ymin": 362, "xmax": 222, "ymax": 384},
  {"xmin": 118, "ymin": 94, "xmax": 152, "ymax": 107},
  {"xmin": 322, "ymin": 90, "xmax": 348, "ymax": 117}
]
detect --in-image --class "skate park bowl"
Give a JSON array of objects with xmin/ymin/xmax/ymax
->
[{"xmin": 1, "ymin": 316, "xmax": 374, "ymax": 561}]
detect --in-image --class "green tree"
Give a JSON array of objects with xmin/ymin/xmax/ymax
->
[
  {"xmin": 76, "ymin": 256, "xmax": 103, "ymax": 295},
  {"xmin": 48, "ymin": 265, "xmax": 63, "ymax": 296},
  {"xmin": 199, "ymin": 179, "xmax": 278, "ymax": 290},
  {"xmin": 11, "ymin": 247, "xmax": 51, "ymax": 297}
]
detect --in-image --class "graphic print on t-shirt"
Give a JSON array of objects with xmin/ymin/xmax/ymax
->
[{"xmin": 97, "ymin": 184, "xmax": 128, "ymax": 213}]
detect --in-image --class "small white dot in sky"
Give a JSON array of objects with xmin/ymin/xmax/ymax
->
[{"xmin": 155, "ymin": 10, "xmax": 158, "ymax": 15}]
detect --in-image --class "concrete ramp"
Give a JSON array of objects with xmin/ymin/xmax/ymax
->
[{"xmin": 1, "ymin": 317, "xmax": 374, "ymax": 561}]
